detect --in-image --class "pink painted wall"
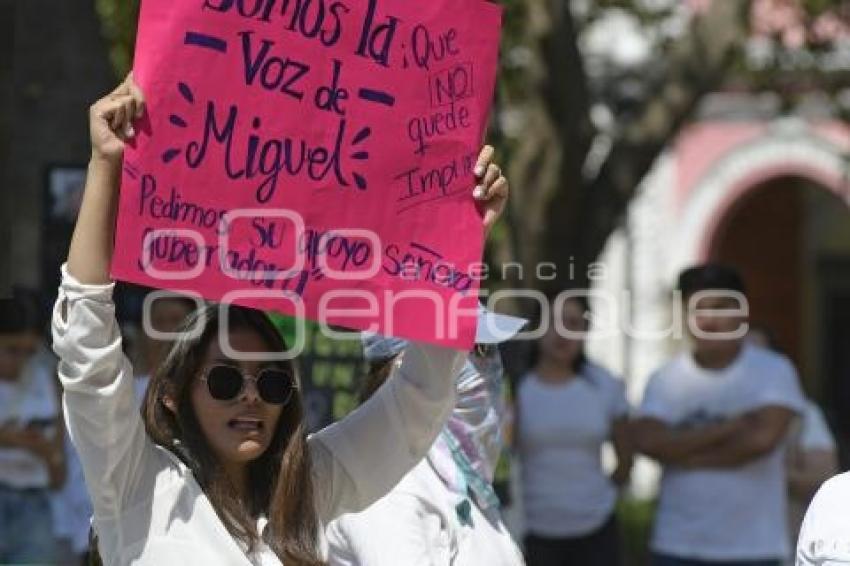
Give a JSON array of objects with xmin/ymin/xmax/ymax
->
[
  {"xmin": 674, "ymin": 123, "xmax": 766, "ymax": 210},
  {"xmin": 673, "ymin": 120, "xmax": 850, "ymax": 215}
]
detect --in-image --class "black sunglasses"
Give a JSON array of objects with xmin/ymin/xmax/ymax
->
[{"xmin": 201, "ymin": 364, "xmax": 296, "ymax": 405}]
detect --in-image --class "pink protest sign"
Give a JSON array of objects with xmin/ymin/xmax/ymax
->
[{"xmin": 111, "ymin": 0, "xmax": 503, "ymax": 348}]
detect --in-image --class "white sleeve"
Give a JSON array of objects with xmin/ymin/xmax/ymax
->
[
  {"xmin": 309, "ymin": 342, "xmax": 464, "ymax": 523},
  {"xmin": 754, "ymin": 355, "xmax": 805, "ymax": 414},
  {"xmin": 586, "ymin": 364, "xmax": 630, "ymax": 420},
  {"xmin": 636, "ymin": 371, "xmax": 675, "ymax": 423},
  {"xmin": 51, "ymin": 264, "xmax": 162, "ymax": 518},
  {"xmin": 796, "ymin": 473, "xmax": 850, "ymax": 564},
  {"xmin": 800, "ymin": 402, "xmax": 837, "ymax": 451}
]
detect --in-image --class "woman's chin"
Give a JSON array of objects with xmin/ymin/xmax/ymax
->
[{"xmin": 233, "ymin": 440, "xmax": 268, "ymax": 461}]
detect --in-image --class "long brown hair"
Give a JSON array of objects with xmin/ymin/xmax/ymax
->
[{"xmin": 141, "ymin": 304, "xmax": 324, "ymax": 565}]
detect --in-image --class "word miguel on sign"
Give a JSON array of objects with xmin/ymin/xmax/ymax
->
[{"xmin": 112, "ymin": 0, "xmax": 502, "ymax": 348}]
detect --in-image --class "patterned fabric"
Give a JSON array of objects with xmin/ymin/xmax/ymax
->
[
  {"xmin": 361, "ymin": 312, "xmax": 522, "ymax": 517},
  {"xmin": 430, "ymin": 429, "xmax": 501, "ymax": 516},
  {"xmin": 428, "ymin": 347, "xmax": 506, "ymax": 514}
]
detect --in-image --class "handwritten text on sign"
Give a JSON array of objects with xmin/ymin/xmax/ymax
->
[{"xmin": 111, "ymin": 0, "xmax": 503, "ymax": 348}]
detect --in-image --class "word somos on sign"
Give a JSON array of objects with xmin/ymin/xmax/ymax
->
[{"xmin": 203, "ymin": 0, "xmax": 350, "ymax": 47}]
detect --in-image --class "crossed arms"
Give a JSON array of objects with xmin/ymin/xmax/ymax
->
[{"xmin": 633, "ymin": 406, "xmax": 796, "ymax": 469}]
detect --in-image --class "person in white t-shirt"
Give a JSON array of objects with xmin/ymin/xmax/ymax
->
[
  {"xmin": 634, "ymin": 264, "xmax": 805, "ymax": 566},
  {"xmin": 796, "ymin": 472, "xmax": 850, "ymax": 564},
  {"xmin": 516, "ymin": 295, "xmax": 632, "ymax": 566},
  {"xmin": 747, "ymin": 325, "xmax": 839, "ymax": 555},
  {"xmin": 0, "ymin": 297, "xmax": 65, "ymax": 563},
  {"xmin": 327, "ymin": 308, "xmax": 528, "ymax": 566},
  {"xmin": 787, "ymin": 401, "xmax": 838, "ymax": 553}
]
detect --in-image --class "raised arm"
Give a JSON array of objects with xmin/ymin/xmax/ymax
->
[
  {"xmin": 310, "ymin": 342, "xmax": 465, "ymax": 522},
  {"xmin": 310, "ymin": 144, "xmax": 508, "ymax": 522},
  {"xmin": 52, "ymin": 76, "xmax": 160, "ymax": 518},
  {"xmin": 67, "ymin": 75, "xmax": 145, "ymax": 284}
]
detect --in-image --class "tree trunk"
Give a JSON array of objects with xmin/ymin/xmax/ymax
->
[
  {"xmin": 569, "ymin": 0, "xmax": 750, "ymax": 283},
  {"xmin": 500, "ymin": 0, "xmax": 750, "ymax": 301},
  {"xmin": 498, "ymin": 0, "xmax": 593, "ymax": 294}
]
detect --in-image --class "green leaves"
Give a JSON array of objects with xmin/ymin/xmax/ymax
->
[{"xmin": 95, "ymin": 0, "xmax": 141, "ymax": 77}]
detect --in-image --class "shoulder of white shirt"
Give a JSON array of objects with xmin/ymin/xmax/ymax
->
[
  {"xmin": 655, "ymin": 343, "xmax": 794, "ymax": 376},
  {"xmin": 808, "ymin": 471, "xmax": 850, "ymax": 519}
]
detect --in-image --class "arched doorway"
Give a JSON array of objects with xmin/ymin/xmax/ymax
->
[
  {"xmin": 707, "ymin": 176, "xmax": 850, "ymax": 466},
  {"xmin": 709, "ymin": 178, "xmax": 806, "ymax": 368}
]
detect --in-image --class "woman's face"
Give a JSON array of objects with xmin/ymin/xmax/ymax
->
[
  {"xmin": 190, "ymin": 328, "xmax": 285, "ymax": 465},
  {"xmin": 540, "ymin": 299, "xmax": 587, "ymax": 366}
]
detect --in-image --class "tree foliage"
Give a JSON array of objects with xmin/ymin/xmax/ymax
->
[
  {"xmin": 95, "ymin": 0, "xmax": 140, "ymax": 78},
  {"xmin": 492, "ymin": 0, "xmax": 847, "ymax": 295}
]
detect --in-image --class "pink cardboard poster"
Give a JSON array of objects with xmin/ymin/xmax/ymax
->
[{"xmin": 112, "ymin": 0, "xmax": 503, "ymax": 349}]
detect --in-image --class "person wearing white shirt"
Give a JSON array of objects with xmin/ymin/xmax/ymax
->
[
  {"xmin": 51, "ymin": 295, "xmax": 196, "ymax": 564},
  {"xmin": 0, "ymin": 297, "xmax": 65, "ymax": 563},
  {"xmin": 796, "ymin": 472, "xmax": 850, "ymax": 565},
  {"xmin": 634, "ymin": 265, "xmax": 805, "ymax": 566},
  {"xmin": 327, "ymin": 313, "xmax": 527, "ymax": 566},
  {"xmin": 517, "ymin": 295, "xmax": 633, "ymax": 566},
  {"xmin": 747, "ymin": 326, "xmax": 839, "ymax": 558},
  {"xmin": 54, "ymin": 74, "xmax": 510, "ymax": 566},
  {"xmin": 786, "ymin": 400, "xmax": 838, "ymax": 562}
]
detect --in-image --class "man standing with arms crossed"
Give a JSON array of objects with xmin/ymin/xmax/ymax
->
[{"xmin": 634, "ymin": 264, "xmax": 805, "ymax": 566}]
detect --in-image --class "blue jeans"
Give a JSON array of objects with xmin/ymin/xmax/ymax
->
[
  {"xmin": 0, "ymin": 484, "xmax": 56, "ymax": 563},
  {"xmin": 652, "ymin": 554, "xmax": 782, "ymax": 566}
]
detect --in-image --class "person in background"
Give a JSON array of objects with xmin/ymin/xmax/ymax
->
[
  {"xmin": 747, "ymin": 325, "xmax": 839, "ymax": 558},
  {"xmin": 516, "ymin": 295, "xmax": 633, "ymax": 566},
  {"xmin": 796, "ymin": 465, "xmax": 850, "ymax": 564},
  {"xmin": 51, "ymin": 433, "xmax": 94, "ymax": 566},
  {"xmin": 326, "ymin": 306, "xmax": 528, "ymax": 566},
  {"xmin": 634, "ymin": 264, "xmax": 805, "ymax": 566},
  {"xmin": 50, "ymin": 294, "xmax": 198, "ymax": 566},
  {"xmin": 56, "ymin": 294, "xmax": 198, "ymax": 564},
  {"xmin": 0, "ymin": 296, "xmax": 65, "ymax": 563}
]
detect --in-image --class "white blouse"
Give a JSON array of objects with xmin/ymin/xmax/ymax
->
[
  {"xmin": 52, "ymin": 266, "xmax": 463, "ymax": 566},
  {"xmin": 326, "ymin": 459, "xmax": 525, "ymax": 566},
  {"xmin": 796, "ymin": 472, "xmax": 850, "ymax": 565}
]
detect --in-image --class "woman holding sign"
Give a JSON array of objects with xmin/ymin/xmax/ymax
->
[{"xmin": 51, "ymin": 74, "xmax": 509, "ymax": 566}]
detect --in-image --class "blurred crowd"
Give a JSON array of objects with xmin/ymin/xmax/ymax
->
[{"xmin": 0, "ymin": 262, "xmax": 840, "ymax": 565}]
